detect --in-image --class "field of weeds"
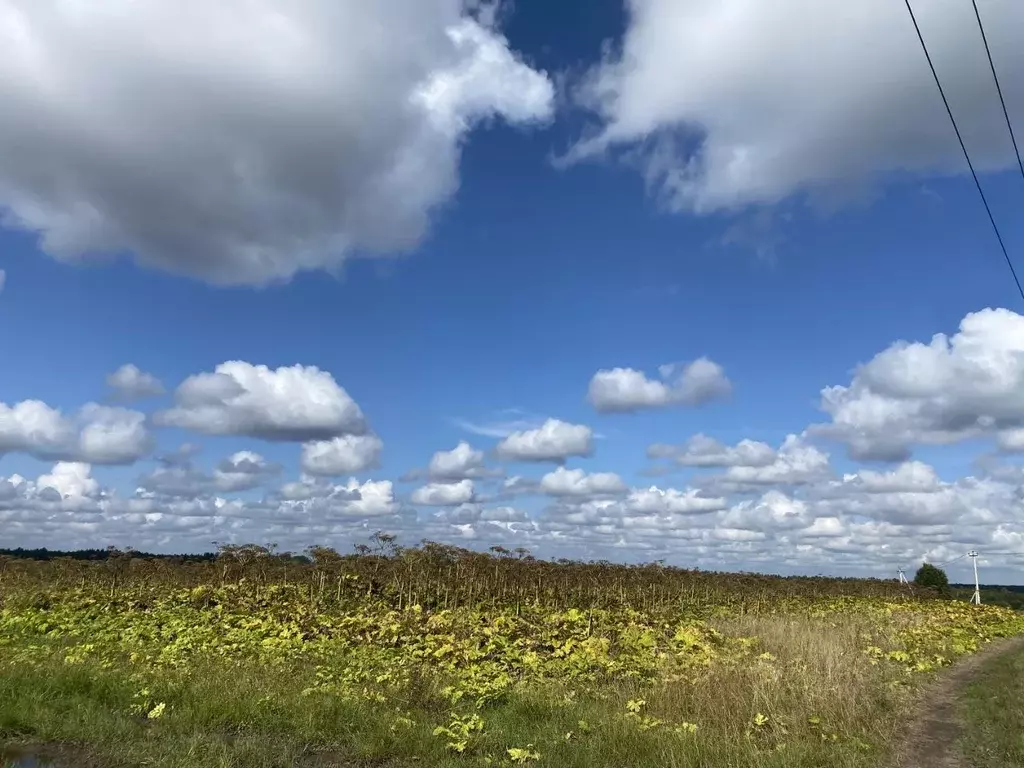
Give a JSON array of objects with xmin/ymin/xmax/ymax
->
[{"xmin": 1, "ymin": 543, "xmax": 1021, "ymax": 768}]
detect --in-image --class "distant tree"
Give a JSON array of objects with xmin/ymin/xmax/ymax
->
[{"xmin": 914, "ymin": 562, "xmax": 950, "ymax": 592}]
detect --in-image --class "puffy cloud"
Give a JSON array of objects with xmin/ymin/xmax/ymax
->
[
  {"xmin": 819, "ymin": 481, "xmax": 992, "ymax": 528},
  {"xmin": 428, "ymin": 441, "xmax": 487, "ymax": 480},
  {"xmin": 301, "ymin": 434, "xmax": 383, "ymax": 476},
  {"xmin": 997, "ymin": 428, "xmax": 1024, "ymax": 452},
  {"xmin": 157, "ymin": 361, "xmax": 366, "ymax": 441},
  {"xmin": 697, "ymin": 435, "xmax": 832, "ymax": 493},
  {"xmin": 411, "ymin": 479, "xmax": 476, "ymax": 506},
  {"xmin": 648, "ymin": 434, "xmax": 776, "ymax": 467},
  {"xmin": 275, "ymin": 476, "xmax": 400, "ymax": 518},
  {"xmin": 626, "ymin": 485, "xmax": 728, "ymax": 515},
  {"xmin": 106, "ymin": 364, "xmax": 165, "ymax": 402},
  {"xmin": 496, "ymin": 419, "xmax": 594, "ymax": 463},
  {"xmin": 0, "ymin": 400, "xmax": 74, "ymax": 458},
  {"xmin": 721, "ymin": 490, "xmax": 812, "ymax": 533},
  {"xmin": 77, "ymin": 405, "xmax": 153, "ymax": 465},
  {"xmin": 0, "ymin": 0, "xmax": 553, "ymax": 286},
  {"xmin": 808, "ymin": 459, "xmax": 1016, "ymax": 528},
  {"xmin": 587, "ymin": 358, "xmax": 731, "ymax": 413},
  {"xmin": 568, "ymin": 0, "xmax": 1024, "ymax": 212},
  {"xmin": 539, "ymin": 466, "xmax": 627, "ymax": 498},
  {"xmin": 838, "ymin": 461, "xmax": 941, "ymax": 494},
  {"xmin": 337, "ymin": 479, "xmax": 401, "ymax": 518},
  {"xmin": 0, "ymin": 400, "xmax": 151, "ymax": 465},
  {"xmin": 4, "ymin": 452, "xmax": 1024, "ymax": 581},
  {"xmin": 813, "ymin": 309, "xmax": 1024, "ymax": 460},
  {"xmin": 37, "ymin": 462, "xmax": 99, "ymax": 500}
]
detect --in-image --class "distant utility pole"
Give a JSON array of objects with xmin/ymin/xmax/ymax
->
[
  {"xmin": 897, "ymin": 568, "xmax": 908, "ymax": 585},
  {"xmin": 968, "ymin": 551, "xmax": 981, "ymax": 605}
]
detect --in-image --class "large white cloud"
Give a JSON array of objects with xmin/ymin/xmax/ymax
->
[
  {"xmin": 428, "ymin": 441, "xmax": 488, "ymax": 481},
  {"xmin": 0, "ymin": 400, "xmax": 73, "ymax": 458},
  {"xmin": 496, "ymin": 418, "xmax": 594, "ymax": 463},
  {"xmin": 721, "ymin": 490, "xmax": 812, "ymax": 533},
  {"xmin": 0, "ymin": 400, "xmax": 151, "ymax": 465},
  {"xmin": 626, "ymin": 485, "xmax": 728, "ymax": 515},
  {"xmin": 411, "ymin": 479, "xmax": 476, "ymax": 506},
  {"xmin": 0, "ymin": 0, "xmax": 553, "ymax": 285},
  {"xmin": 157, "ymin": 361, "xmax": 366, "ymax": 441},
  {"xmin": 540, "ymin": 466, "xmax": 626, "ymax": 498},
  {"xmin": 37, "ymin": 462, "xmax": 99, "ymax": 500},
  {"xmin": 587, "ymin": 358, "xmax": 731, "ymax": 413},
  {"xmin": 813, "ymin": 308, "xmax": 1024, "ymax": 461},
  {"xmin": 568, "ymin": 0, "xmax": 1024, "ymax": 213},
  {"xmin": 77, "ymin": 405, "xmax": 153, "ymax": 465},
  {"xmin": 709, "ymin": 435, "xmax": 832, "ymax": 490},
  {"xmin": 301, "ymin": 434, "xmax": 383, "ymax": 476}
]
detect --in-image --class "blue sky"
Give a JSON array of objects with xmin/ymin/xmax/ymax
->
[{"xmin": 2, "ymin": 0, "xmax": 1024, "ymax": 583}]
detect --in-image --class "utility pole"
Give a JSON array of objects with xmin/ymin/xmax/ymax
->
[{"xmin": 968, "ymin": 550, "xmax": 981, "ymax": 605}]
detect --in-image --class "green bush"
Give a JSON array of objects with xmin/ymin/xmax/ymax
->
[{"xmin": 914, "ymin": 563, "xmax": 949, "ymax": 593}]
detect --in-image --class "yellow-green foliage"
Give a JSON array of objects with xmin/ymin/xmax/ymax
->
[{"xmin": 1, "ymin": 553, "xmax": 1023, "ymax": 766}]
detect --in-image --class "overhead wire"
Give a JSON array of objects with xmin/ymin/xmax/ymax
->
[
  {"xmin": 934, "ymin": 552, "xmax": 968, "ymax": 569},
  {"xmin": 902, "ymin": 0, "xmax": 1024, "ymax": 303},
  {"xmin": 969, "ymin": 0, "xmax": 1024, "ymax": 185}
]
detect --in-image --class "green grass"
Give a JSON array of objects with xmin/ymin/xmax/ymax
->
[
  {"xmin": 958, "ymin": 643, "xmax": 1024, "ymax": 767},
  {"xmin": 0, "ymin": 615, "xmax": 908, "ymax": 768}
]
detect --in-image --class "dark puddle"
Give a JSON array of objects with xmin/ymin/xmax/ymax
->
[{"xmin": 0, "ymin": 747, "xmax": 55, "ymax": 768}]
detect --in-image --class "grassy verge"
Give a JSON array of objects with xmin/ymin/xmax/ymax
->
[
  {"xmin": 958, "ymin": 642, "xmax": 1024, "ymax": 767},
  {"xmin": 0, "ymin": 614, "xmax": 912, "ymax": 768}
]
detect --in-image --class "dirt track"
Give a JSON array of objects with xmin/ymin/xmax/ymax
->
[{"xmin": 892, "ymin": 635, "xmax": 1024, "ymax": 768}]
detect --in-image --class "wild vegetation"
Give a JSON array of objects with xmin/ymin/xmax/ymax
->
[
  {"xmin": 959, "ymin": 640, "xmax": 1024, "ymax": 767},
  {"xmin": 1, "ymin": 539, "xmax": 1022, "ymax": 768}
]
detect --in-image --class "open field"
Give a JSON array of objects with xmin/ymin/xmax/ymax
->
[{"xmin": 2, "ymin": 544, "xmax": 1023, "ymax": 768}]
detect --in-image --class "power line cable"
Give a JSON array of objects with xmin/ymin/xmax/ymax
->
[
  {"xmin": 969, "ymin": 0, "xmax": 1024, "ymax": 185},
  {"xmin": 934, "ymin": 552, "xmax": 968, "ymax": 569},
  {"xmin": 902, "ymin": 0, "xmax": 1024, "ymax": 303}
]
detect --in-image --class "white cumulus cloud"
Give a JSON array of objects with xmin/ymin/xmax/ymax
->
[
  {"xmin": 157, "ymin": 361, "xmax": 366, "ymax": 441},
  {"xmin": 301, "ymin": 434, "xmax": 383, "ymax": 476},
  {"xmin": 496, "ymin": 418, "xmax": 594, "ymax": 463},
  {"xmin": 626, "ymin": 486, "xmax": 727, "ymax": 515},
  {"xmin": 0, "ymin": 0, "xmax": 553, "ymax": 285},
  {"xmin": 0, "ymin": 400, "xmax": 151, "ymax": 465},
  {"xmin": 540, "ymin": 466, "xmax": 626, "ymax": 498},
  {"xmin": 568, "ymin": 0, "xmax": 1024, "ymax": 213},
  {"xmin": 705, "ymin": 435, "xmax": 832, "ymax": 492},
  {"xmin": 411, "ymin": 479, "xmax": 476, "ymax": 506},
  {"xmin": 588, "ymin": 358, "xmax": 731, "ymax": 413},
  {"xmin": 429, "ymin": 441, "xmax": 487, "ymax": 480},
  {"xmin": 813, "ymin": 308, "xmax": 1024, "ymax": 460},
  {"xmin": 37, "ymin": 462, "xmax": 99, "ymax": 500}
]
